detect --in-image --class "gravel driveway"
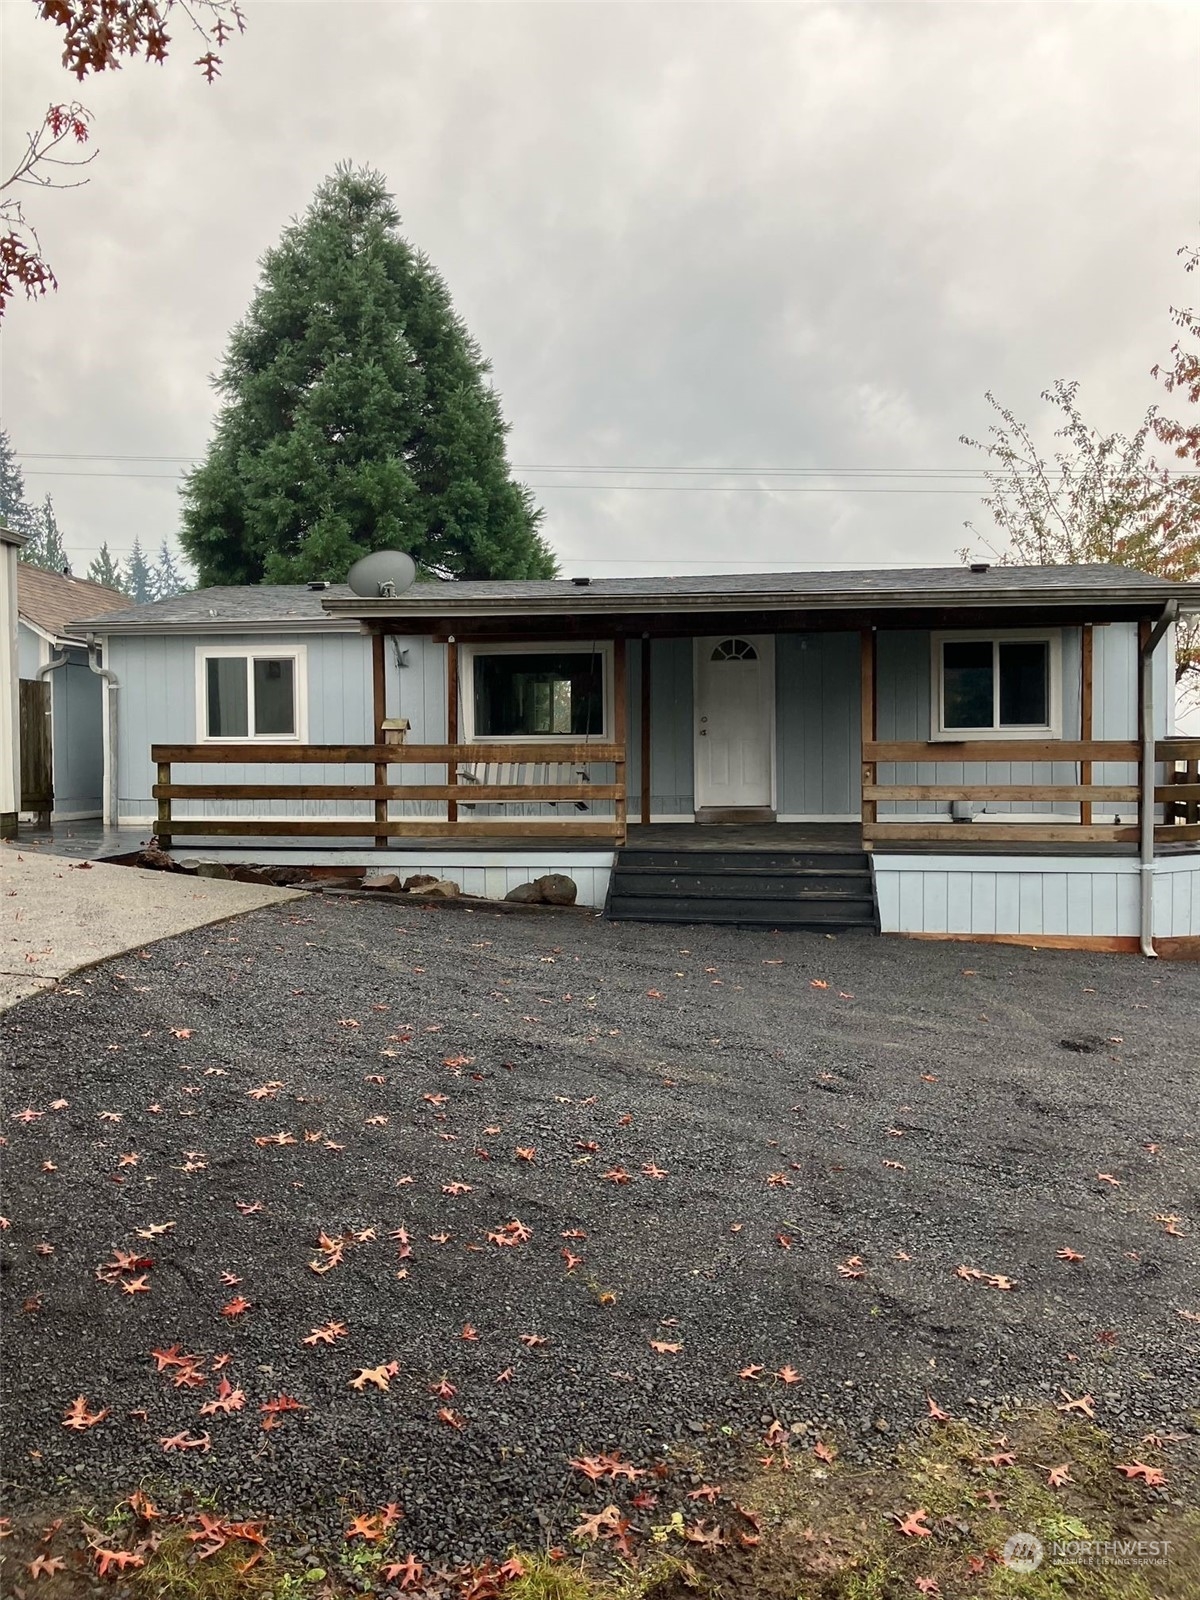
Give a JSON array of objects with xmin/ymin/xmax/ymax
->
[{"xmin": 2, "ymin": 896, "xmax": 1198, "ymax": 1566}]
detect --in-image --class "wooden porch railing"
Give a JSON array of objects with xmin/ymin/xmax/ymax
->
[
  {"xmin": 861, "ymin": 737, "xmax": 1200, "ymax": 846},
  {"xmin": 151, "ymin": 743, "xmax": 627, "ymax": 849}
]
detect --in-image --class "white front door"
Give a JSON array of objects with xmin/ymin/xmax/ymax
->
[{"xmin": 694, "ymin": 635, "xmax": 774, "ymax": 811}]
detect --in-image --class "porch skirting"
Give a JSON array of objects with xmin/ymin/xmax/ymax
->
[{"xmin": 871, "ymin": 852, "xmax": 1200, "ymax": 947}]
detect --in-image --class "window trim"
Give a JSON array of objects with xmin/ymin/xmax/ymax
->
[
  {"xmin": 460, "ymin": 640, "xmax": 614, "ymax": 744},
  {"xmin": 195, "ymin": 645, "xmax": 308, "ymax": 743},
  {"xmin": 929, "ymin": 629, "xmax": 1062, "ymax": 742}
]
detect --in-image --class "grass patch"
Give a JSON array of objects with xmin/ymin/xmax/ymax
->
[{"xmin": 2, "ymin": 1411, "xmax": 1194, "ymax": 1598}]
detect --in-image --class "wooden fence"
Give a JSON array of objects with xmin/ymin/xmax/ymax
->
[
  {"xmin": 150, "ymin": 743, "xmax": 627, "ymax": 849},
  {"xmin": 861, "ymin": 737, "xmax": 1200, "ymax": 846}
]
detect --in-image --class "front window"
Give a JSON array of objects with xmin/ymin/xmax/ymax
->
[
  {"xmin": 466, "ymin": 646, "xmax": 609, "ymax": 740},
  {"xmin": 933, "ymin": 633, "xmax": 1060, "ymax": 738},
  {"xmin": 198, "ymin": 649, "xmax": 305, "ymax": 740}
]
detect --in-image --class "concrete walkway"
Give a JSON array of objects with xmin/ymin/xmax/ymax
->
[{"xmin": 0, "ymin": 847, "xmax": 302, "ymax": 1011}]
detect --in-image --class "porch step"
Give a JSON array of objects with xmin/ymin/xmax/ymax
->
[{"xmin": 606, "ymin": 846, "xmax": 879, "ymax": 931}]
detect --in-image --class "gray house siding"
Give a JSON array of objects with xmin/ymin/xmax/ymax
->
[
  {"xmin": 17, "ymin": 621, "xmax": 42, "ymax": 679},
  {"xmin": 775, "ymin": 632, "xmax": 861, "ymax": 818}
]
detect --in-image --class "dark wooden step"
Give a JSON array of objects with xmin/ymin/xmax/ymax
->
[
  {"xmin": 611, "ymin": 870, "xmax": 871, "ymax": 899},
  {"xmin": 617, "ymin": 849, "xmax": 870, "ymax": 873},
  {"xmin": 607, "ymin": 897, "xmax": 877, "ymax": 927}
]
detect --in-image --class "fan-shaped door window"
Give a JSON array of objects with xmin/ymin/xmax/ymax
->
[{"xmin": 711, "ymin": 638, "xmax": 758, "ymax": 662}]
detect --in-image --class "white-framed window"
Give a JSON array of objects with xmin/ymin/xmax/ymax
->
[
  {"xmin": 930, "ymin": 630, "xmax": 1062, "ymax": 740},
  {"xmin": 195, "ymin": 646, "xmax": 307, "ymax": 742},
  {"xmin": 460, "ymin": 642, "xmax": 612, "ymax": 743}
]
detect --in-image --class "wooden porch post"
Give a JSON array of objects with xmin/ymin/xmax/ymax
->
[
  {"xmin": 371, "ymin": 629, "xmax": 388, "ymax": 849},
  {"xmin": 446, "ymin": 638, "xmax": 459, "ymax": 824},
  {"xmin": 639, "ymin": 637, "xmax": 651, "ymax": 826},
  {"xmin": 860, "ymin": 628, "xmax": 876, "ymax": 847},
  {"xmin": 614, "ymin": 636, "xmax": 628, "ymax": 844},
  {"xmin": 1079, "ymin": 624, "xmax": 1093, "ymax": 825}
]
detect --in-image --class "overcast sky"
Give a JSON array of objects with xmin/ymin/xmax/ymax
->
[{"xmin": 2, "ymin": 0, "xmax": 1197, "ymax": 579}]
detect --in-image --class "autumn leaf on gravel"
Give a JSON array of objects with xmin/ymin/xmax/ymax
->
[
  {"xmin": 954, "ymin": 1265, "xmax": 1016, "ymax": 1291},
  {"xmin": 520, "ymin": 1334, "xmax": 549, "ymax": 1348},
  {"xmin": 160, "ymin": 1431, "xmax": 212, "ymax": 1452},
  {"xmin": 813, "ymin": 1440, "xmax": 836, "ymax": 1463},
  {"xmin": 562, "ymin": 1248, "xmax": 584, "ymax": 1271},
  {"xmin": 687, "ymin": 1484, "xmax": 721, "ymax": 1503},
  {"xmin": 63, "ymin": 1395, "xmax": 108, "ymax": 1430},
  {"xmin": 893, "ymin": 1508, "xmax": 932, "ymax": 1538},
  {"xmin": 236, "ymin": 1201, "xmax": 263, "ymax": 1215},
  {"xmin": 926, "ymin": 1397, "xmax": 953, "ymax": 1421},
  {"xmin": 349, "ymin": 1362, "xmax": 399, "ymax": 1392},
  {"xmin": 602, "ymin": 1166, "xmax": 632, "ymax": 1184},
  {"xmin": 883, "ymin": 1159, "xmax": 907, "ymax": 1171},
  {"xmin": 642, "ymin": 1163, "xmax": 669, "ymax": 1179},
  {"xmin": 382, "ymin": 1555, "xmax": 424, "ymax": 1589},
  {"xmin": 27, "ymin": 1552, "xmax": 66, "ymax": 1578},
  {"xmin": 1046, "ymin": 1464, "xmax": 1073, "ymax": 1487},
  {"xmin": 569, "ymin": 1453, "xmax": 644, "ymax": 1482},
  {"xmin": 739, "ymin": 1364, "xmax": 764, "ymax": 1379},
  {"xmin": 199, "ymin": 1378, "xmax": 246, "ymax": 1416},
  {"xmin": 443, "ymin": 1181, "xmax": 473, "ymax": 1196},
  {"xmin": 684, "ymin": 1520, "xmax": 724, "ymax": 1546},
  {"xmin": 220, "ymin": 1296, "xmax": 251, "ymax": 1318},
  {"xmin": 254, "ymin": 1131, "xmax": 297, "ymax": 1147},
  {"xmin": 1096, "ymin": 1172, "xmax": 1121, "ymax": 1186},
  {"xmin": 309, "ymin": 1232, "xmax": 347, "ymax": 1273},
  {"xmin": 438, "ymin": 1406, "xmax": 467, "ymax": 1429},
  {"xmin": 1056, "ymin": 1390, "xmax": 1096, "ymax": 1418},
  {"xmin": 134, "ymin": 1222, "xmax": 175, "ymax": 1239},
  {"xmin": 915, "ymin": 1580, "xmax": 940, "ymax": 1596},
  {"xmin": 766, "ymin": 1172, "xmax": 792, "ymax": 1188},
  {"xmin": 246, "ymin": 1082, "xmax": 283, "ymax": 1100},
  {"xmin": 488, "ymin": 1219, "xmax": 532, "ymax": 1247},
  {"xmin": 1116, "ymin": 1461, "xmax": 1168, "ymax": 1486},
  {"xmin": 649, "ymin": 1340, "xmax": 681, "ymax": 1354},
  {"xmin": 837, "ymin": 1256, "xmax": 866, "ymax": 1280},
  {"xmin": 776, "ymin": 1365, "xmax": 802, "ymax": 1384},
  {"xmin": 303, "ymin": 1321, "xmax": 349, "ymax": 1347},
  {"xmin": 1154, "ymin": 1214, "xmax": 1187, "ymax": 1238},
  {"xmin": 514, "ymin": 1146, "xmax": 536, "ymax": 1163},
  {"xmin": 347, "ymin": 1514, "xmax": 387, "ymax": 1542},
  {"xmin": 1057, "ymin": 1247, "xmax": 1085, "ymax": 1263},
  {"xmin": 429, "ymin": 1377, "xmax": 456, "ymax": 1400},
  {"xmin": 93, "ymin": 1547, "xmax": 146, "ymax": 1576}
]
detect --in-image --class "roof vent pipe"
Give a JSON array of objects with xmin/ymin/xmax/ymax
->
[
  {"xmin": 969, "ymin": 561, "xmax": 990, "ymax": 574},
  {"xmin": 572, "ymin": 576, "xmax": 591, "ymax": 586},
  {"xmin": 307, "ymin": 581, "xmax": 329, "ymax": 591}
]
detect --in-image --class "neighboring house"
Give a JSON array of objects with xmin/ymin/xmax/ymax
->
[
  {"xmin": 1, "ymin": 524, "xmax": 28, "ymax": 835},
  {"xmin": 17, "ymin": 565, "xmax": 129, "ymax": 822},
  {"xmin": 77, "ymin": 563, "xmax": 1200, "ymax": 954}
]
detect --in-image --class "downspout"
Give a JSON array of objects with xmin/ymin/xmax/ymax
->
[
  {"xmin": 1139, "ymin": 601, "xmax": 1178, "ymax": 958},
  {"xmin": 85, "ymin": 635, "xmax": 119, "ymax": 828}
]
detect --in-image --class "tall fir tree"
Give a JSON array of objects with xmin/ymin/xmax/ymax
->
[
  {"xmin": 151, "ymin": 538, "xmax": 189, "ymax": 598},
  {"xmin": 180, "ymin": 164, "xmax": 555, "ymax": 585},
  {"xmin": 22, "ymin": 494, "xmax": 70, "ymax": 572},
  {"xmin": 0, "ymin": 427, "xmax": 38, "ymax": 538},
  {"xmin": 123, "ymin": 536, "xmax": 155, "ymax": 604},
  {"xmin": 86, "ymin": 542, "xmax": 128, "ymax": 592}
]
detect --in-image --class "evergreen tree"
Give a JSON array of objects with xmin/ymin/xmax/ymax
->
[
  {"xmin": 87, "ymin": 541, "xmax": 128, "ymax": 591},
  {"xmin": 151, "ymin": 538, "xmax": 189, "ymax": 598},
  {"xmin": 0, "ymin": 427, "xmax": 37, "ymax": 537},
  {"xmin": 22, "ymin": 494, "xmax": 70, "ymax": 572},
  {"xmin": 122, "ymin": 536, "xmax": 155, "ymax": 604},
  {"xmin": 180, "ymin": 164, "xmax": 555, "ymax": 585}
]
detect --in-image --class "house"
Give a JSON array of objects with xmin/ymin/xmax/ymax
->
[
  {"xmin": 77, "ymin": 562, "xmax": 1200, "ymax": 955},
  {"xmin": 16, "ymin": 565, "xmax": 130, "ymax": 824}
]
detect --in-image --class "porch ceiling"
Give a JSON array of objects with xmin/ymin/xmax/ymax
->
[{"xmin": 369, "ymin": 602, "xmax": 1173, "ymax": 641}]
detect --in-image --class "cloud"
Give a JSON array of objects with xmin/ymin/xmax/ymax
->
[{"xmin": 3, "ymin": 1, "xmax": 1195, "ymax": 576}]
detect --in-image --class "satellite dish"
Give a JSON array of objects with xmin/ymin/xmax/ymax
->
[{"xmin": 347, "ymin": 550, "xmax": 417, "ymax": 599}]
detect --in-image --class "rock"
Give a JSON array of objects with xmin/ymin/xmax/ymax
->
[
  {"xmin": 363, "ymin": 874, "xmax": 401, "ymax": 892},
  {"xmin": 416, "ymin": 878, "xmax": 460, "ymax": 899},
  {"xmin": 135, "ymin": 846, "xmax": 183, "ymax": 873},
  {"xmin": 504, "ymin": 882, "xmax": 542, "ymax": 904},
  {"xmin": 533, "ymin": 873, "xmax": 577, "ymax": 905},
  {"xmin": 195, "ymin": 861, "xmax": 233, "ymax": 880},
  {"xmin": 402, "ymin": 873, "xmax": 440, "ymax": 893},
  {"xmin": 503, "ymin": 874, "xmax": 578, "ymax": 906}
]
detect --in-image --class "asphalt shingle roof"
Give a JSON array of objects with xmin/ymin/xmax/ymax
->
[
  {"xmin": 18, "ymin": 564, "xmax": 130, "ymax": 640},
  {"xmin": 73, "ymin": 564, "xmax": 1196, "ymax": 632}
]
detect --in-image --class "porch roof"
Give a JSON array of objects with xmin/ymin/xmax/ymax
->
[{"xmin": 321, "ymin": 562, "xmax": 1196, "ymax": 635}]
